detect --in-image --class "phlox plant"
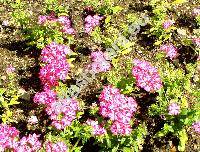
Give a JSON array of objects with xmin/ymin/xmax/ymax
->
[
  {"xmin": 148, "ymin": 57, "xmax": 200, "ymax": 151},
  {"xmin": 11, "ymin": 1, "xmax": 75, "ymax": 49},
  {"xmin": 148, "ymin": 0, "xmax": 177, "ymax": 45}
]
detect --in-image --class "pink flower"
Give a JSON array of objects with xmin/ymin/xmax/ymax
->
[
  {"xmin": 84, "ymin": 15, "xmax": 103, "ymax": 33},
  {"xmin": 33, "ymin": 89, "xmax": 57, "ymax": 105},
  {"xmin": 41, "ymin": 42, "xmax": 71, "ymax": 63},
  {"xmin": 6, "ymin": 65, "xmax": 15, "ymax": 74},
  {"xmin": 86, "ymin": 119, "xmax": 106, "ymax": 135},
  {"xmin": 45, "ymin": 97, "xmax": 79, "ymax": 130},
  {"xmin": 168, "ymin": 103, "xmax": 180, "ymax": 115},
  {"xmin": 39, "ymin": 42, "xmax": 71, "ymax": 88},
  {"xmin": 38, "ymin": 13, "xmax": 75, "ymax": 35},
  {"xmin": 132, "ymin": 59, "xmax": 163, "ymax": 92},
  {"xmin": 160, "ymin": 43, "xmax": 178, "ymax": 60},
  {"xmin": 193, "ymin": 8, "xmax": 200, "ymax": 16},
  {"xmin": 99, "ymin": 85, "xmax": 137, "ymax": 135},
  {"xmin": 0, "ymin": 124, "xmax": 19, "ymax": 151},
  {"xmin": 45, "ymin": 141, "xmax": 68, "ymax": 152},
  {"xmin": 192, "ymin": 38, "xmax": 200, "ymax": 47},
  {"xmin": 38, "ymin": 15, "xmax": 48, "ymax": 24},
  {"xmin": 162, "ymin": 19, "xmax": 174, "ymax": 29},
  {"xmin": 110, "ymin": 121, "xmax": 132, "ymax": 135},
  {"xmin": 192, "ymin": 121, "xmax": 200, "ymax": 134},
  {"xmin": 14, "ymin": 133, "xmax": 42, "ymax": 152},
  {"xmin": 88, "ymin": 51, "xmax": 111, "ymax": 73}
]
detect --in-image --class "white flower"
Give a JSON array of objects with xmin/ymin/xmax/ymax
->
[{"xmin": 28, "ymin": 116, "xmax": 38, "ymax": 124}]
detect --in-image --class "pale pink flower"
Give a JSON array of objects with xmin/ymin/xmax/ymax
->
[
  {"xmin": 193, "ymin": 8, "xmax": 200, "ymax": 16},
  {"xmin": 192, "ymin": 38, "xmax": 200, "ymax": 47},
  {"xmin": 162, "ymin": 19, "xmax": 175, "ymax": 29},
  {"xmin": 6, "ymin": 65, "xmax": 15, "ymax": 74},
  {"xmin": 160, "ymin": 43, "xmax": 178, "ymax": 60},
  {"xmin": 86, "ymin": 119, "xmax": 106, "ymax": 135},
  {"xmin": 168, "ymin": 103, "xmax": 180, "ymax": 115},
  {"xmin": 192, "ymin": 121, "xmax": 200, "ymax": 134}
]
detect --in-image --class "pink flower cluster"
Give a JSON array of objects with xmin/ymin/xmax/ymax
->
[
  {"xmin": 34, "ymin": 89, "xmax": 57, "ymax": 105},
  {"xmin": 34, "ymin": 89, "xmax": 79, "ymax": 130},
  {"xmin": 162, "ymin": 19, "xmax": 174, "ymax": 29},
  {"xmin": 38, "ymin": 12, "xmax": 75, "ymax": 34},
  {"xmin": 193, "ymin": 8, "xmax": 200, "ymax": 16},
  {"xmin": 99, "ymin": 85, "xmax": 137, "ymax": 135},
  {"xmin": 88, "ymin": 51, "xmax": 111, "ymax": 73},
  {"xmin": 0, "ymin": 124, "xmax": 42, "ymax": 152},
  {"xmin": 192, "ymin": 121, "xmax": 200, "ymax": 134},
  {"xmin": 192, "ymin": 38, "xmax": 200, "ymax": 47},
  {"xmin": 45, "ymin": 98, "xmax": 79, "ymax": 130},
  {"xmin": 0, "ymin": 124, "xmax": 19, "ymax": 150},
  {"xmin": 84, "ymin": 15, "xmax": 103, "ymax": 33},
  {"xmin": 45, "ymin": 141, "xmax": 68, "ymax": 152},
  {"xmin": 168, "ymin": 103, "xmax": 180, "ymax": 115},
  {"xmin": 132, "ymin": 59, "xmax": 163, "ymax": 92},
  {"xmin": 14, "ymin": 134, "xmax": 42, "ymax": 152},
  {"xmin": 41, "ymin": 42, "xmax": 71, "ymax": 63},
  {"xmin": 160, "ymin": 43, "xmax": 178, "ymax": 60},
  {"xmin": 39, "ymin": 42, "xmax": 71, "ymax": 89},
  {"xmin": 86, "ymin": 119, "xmax": 106, "ymax": 135}
]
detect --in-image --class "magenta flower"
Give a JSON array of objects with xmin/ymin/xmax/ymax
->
[
  {"xmin": 41, "ymin": 42, "xmax": 71, "ymax": 63},
  {"xmin": 192, "ymin": 121, "xmax": 200, "ymax": 134},
  {"xmin": 45, "ymin": 141, "xmax": 68, "ymax": 152},
  {"xmin": 99, "ymin": 85, "xmax": 137, "ymax": 135},
  {"xmin": 86, "ymin": 119, "xmax": 106, "ymax": 135},
  {"xmin": 168, "ymin": 103, "xmax": 180, "ymax": 115},
  {"xmin": 160, "ymin": 43, "xmax": 178, "ymax": 60},
  {"xmin": 45, "ymin": 97, "xmax": 79, "ymax": 130},
  {"xmin": 110, "ymin": 121, "xmax": 132, "ymax": 135},
  {"xmin": 132, "ymin": 59, "xmax": 163, "ymax": 92},
  {"xmin": 0, "ymin": 124, "xmax": 19, "ymax": 151},
  {"xmin": 39, "ymin": 42, "xmax": 71, "ymax": 89}
]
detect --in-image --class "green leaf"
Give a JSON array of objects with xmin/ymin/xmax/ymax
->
[
  {"xmin": 0, "ymin": 88, "xmax": 6, "ymax": 95},
  {"xmin": 172, "ymin": 0, "xmax": 187, "ymax": 4},
  {"xmin": 154, "ymin": 40, "xmax": 162, "ymax": 45},
  {"xmin": 178, "ymin": 129, "xmax": 188, "ymax": 151},
  {"xmin": 105, "ymin": 15, "xmax": 112, "ymax": 24},
  {"xmin": 123, "ymin": 147, "xmax": 132, "ymax": 152},
  {"xmin": 111, "ymin": 6, "xmax": 123, "ymax": 14},
  {"xmin": 9, "ymin": 96, "xmax": 19, "ymax": 105}
]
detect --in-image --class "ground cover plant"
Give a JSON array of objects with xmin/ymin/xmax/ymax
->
[{"xmin": 0, "ymin": 0, "xmax": 199, "ymax": 151}]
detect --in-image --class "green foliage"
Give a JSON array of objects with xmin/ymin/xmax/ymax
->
[
  {"xmin": 0, "ymin": 73, "xmax": 20, "ymax": 124},
  {"xmin": 95, "ymin": 123, "xmax": 147, "ymax": 152},
  {"xmin": 105, "ymin": 56, "xmax": 136, "ymax": 95},
  {"xmin": 149, "ymin": 59, "xmax": 199, "ymax": 151}
]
